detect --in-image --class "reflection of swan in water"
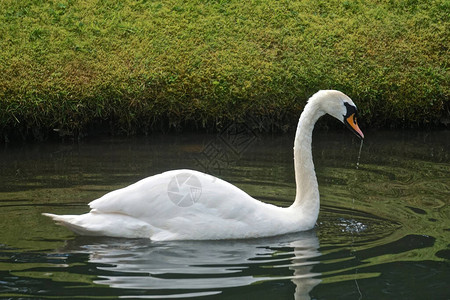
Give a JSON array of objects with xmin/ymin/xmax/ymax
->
[
  {"xmin": 63, "ymin": 231, "xmax": 321, "ymax": 299},
  {"xmin": 289, "ymin": 238, "xmax": 322, "ymax": 300}
]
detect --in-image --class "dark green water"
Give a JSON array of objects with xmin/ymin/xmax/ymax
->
[{"xmin": 0, "ymin": 130, "xmax": 449, "ymax": 299}]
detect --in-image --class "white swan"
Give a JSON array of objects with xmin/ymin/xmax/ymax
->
[{"xmin": 43, "ymin": 90, "xmax": 364, "ymax": 241}]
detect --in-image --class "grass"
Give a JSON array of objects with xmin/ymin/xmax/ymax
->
[{"xmin": 0, "ymin": 0, "xmax": 448, "ymax": 141}]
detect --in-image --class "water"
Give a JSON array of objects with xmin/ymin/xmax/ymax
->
[
  {"xmin": 0, "ymin": 130, "xmax": 448, "ymax": 299},
  {"xmin": 356, "ymin": 139, "xmax": 363, "ymax": 169}
]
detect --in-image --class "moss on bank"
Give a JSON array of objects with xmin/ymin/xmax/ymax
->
[{"xmin": 0, "ymin": 0, "xmax": 448, "ymax": 141}]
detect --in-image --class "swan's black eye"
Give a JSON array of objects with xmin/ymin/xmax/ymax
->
[{"xmin": 344, "ymin": 102, "xmax": 357, "ymax": 119}]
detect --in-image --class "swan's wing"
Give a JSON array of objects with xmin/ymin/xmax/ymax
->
[{"xmin": 88, "ymin": 169, "xmax": 277, "ymax": 240}]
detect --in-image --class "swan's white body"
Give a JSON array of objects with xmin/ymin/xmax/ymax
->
[{"xmin": 44, "ymin": 90, "xmax": 364, "ymax": 241}]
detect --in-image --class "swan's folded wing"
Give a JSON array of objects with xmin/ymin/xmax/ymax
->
[{"xmin": 87, "ymin": 169, "xmax": 276, "ymax": 240}]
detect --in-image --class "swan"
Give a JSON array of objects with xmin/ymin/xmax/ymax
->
[{"xmin": 43, "ymin": 90, "xmax": 364, "ymax": 241}]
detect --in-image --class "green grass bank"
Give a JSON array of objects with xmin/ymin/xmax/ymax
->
[{"xmin": 1, "ymin": 0, "xmax": 448, "ymax": 141}]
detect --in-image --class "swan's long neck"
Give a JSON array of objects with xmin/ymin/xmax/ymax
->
[{"xmin": 291, "ymin": 100, "xmax": 324, "ymax": 219}]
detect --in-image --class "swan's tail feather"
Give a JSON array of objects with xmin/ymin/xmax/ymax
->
[
  {"xmin": 42, "ymin": 213, "xmax": 101, "ymax": 236},
  {"xmin": 42, "ymin": 212, "xmax": 154, "ymax": 238}
]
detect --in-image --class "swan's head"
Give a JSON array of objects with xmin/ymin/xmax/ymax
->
[{"xmin": 312, "ymin": 90, "xmax": 364, "ymax": 139}]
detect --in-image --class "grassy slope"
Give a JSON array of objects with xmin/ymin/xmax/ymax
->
[{"xmin": 0, "ymin": 0, "xmax": 448, "ymax": 140}]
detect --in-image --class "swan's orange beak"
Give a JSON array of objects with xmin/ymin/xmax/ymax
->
[{"xmin": 345, "ymin": 113, "xmax": 364, "ymax": 139}]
